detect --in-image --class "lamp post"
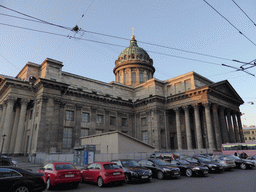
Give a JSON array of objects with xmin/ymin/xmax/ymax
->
[{"xmin": 0, "ymin": 134, "xmax": 7, "ymax": 157}]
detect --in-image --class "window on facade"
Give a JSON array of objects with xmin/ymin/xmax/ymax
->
[
  {"xmin": 96, "ymin": 129, "xmax": 103, "ymax": 134},
  {"xmin": 121, "ymin": 131, "xmax": 128, "ymax": 134},
  {"xmin": 141, "ymin": 117, "xmax": 146, "ymax": 126},
  {"xmin": 132, "ymin": 72, "xmax": 136, "ymax": 82},
  {"xmin": 81, "ymin": 128, "xmax": 89, "ymax": 137},
  {"xmin": 122, "ymin": 118, "xmax": 127, "ymax": 127},
  {"xmin": 82, "ymin": 112, "xmax": 90, "ymax": 122},
  {"xmin": 139, "ymin": 72, "xmax": 143, "ymax": 82},
  {"xmin": 245, "ymin": 137, "xmax": 247, "ymax": 140},
  {"xmin": 66, "ymin": 110, "xmax": 74, "ymax": 121},
  {"xmin": 97, "ymin": 115, "xmax": 103, "ymax": 124},
  {"xmin": 253, "ymin": 137, "xmax": 255, "ymax": 140},
  {"xmin": 62, "ymin": 128, "xmax": 72, "ymax": 148},
  {"xmin": 249, "ymin": 137, "xmax": 251, "ymax": 140},
  {"xmin": 110, "ymin": 116, "xmax": 116, "ymax": 125},
  {"xmin": 252, "ymin": 131, "xmax": 254, "ymax": 134},
  {"xmin": 142, "ymin": 131, "xmax": 148, "ymax": 143}
]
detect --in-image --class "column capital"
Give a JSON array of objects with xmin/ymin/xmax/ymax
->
[
  {"xmin": 212, "ymin": 104, "xmax": 219, "ymax": 110},
  {"xmin": 20, "ymin": 98, "xmax": 30, "ymax": 105},
  {"xmin": 38, "ymin": 96, "xmax": 49, "ymax": 103},
  {"xmin": 192, "ymin": 103, "xmax": 200, "ymax": 109},
  {"xmin": 182, "ymin": 105, "xmax": 190, "ymax": 111},
  {"xmin": 4, "ymin": 96, "xmax": 16, "ymax": 104},
  {"xmin": 218, "ymin": 105, "xmax": 225, "ymax": 111},
  {"xmin": 202, "ymin": 102, "xmax": 211, "ymax": 108},
  {"xmin": 173, "ymin": 107, "xmax": 181, "ymax": 112}
]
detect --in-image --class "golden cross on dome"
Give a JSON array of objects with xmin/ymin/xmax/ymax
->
[{"xmin": 131, "ymin": 27, "xmax": 135, "ymax": 39}]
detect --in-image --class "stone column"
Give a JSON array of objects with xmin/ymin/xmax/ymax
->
[
  {"xmin": 9, "ymin": 106, "xmax": 21, "ymax": 154},
  {"xmin": 212, "ymin": 104, "xmax": 222, "ymax": 150},
  {"xmin": 203, "ymin": 103, "xmax": 215, "ymax": 149},
  {"xmin": 237, "ymin": 112, "xmax": 245, "ymax": 142},
  {"xmin": 226, "ymin": 109, "xmax": 235, "ymax": 143},
  {"xmin": 174, "ymin": 107, "xmax": 182, "ymax": 150},
  {"xmin": 74, "ymin": 104, "xmax": 82, "ymax": 147},
  {"xmin": 90, "ymin": 107, "xmax": 97, "ymax": 135},
  {"xmin": 192, "ymin": 104, "xmax": 203, "ymax": 149},
  {"xmin": 57, "ymin": 101, "xmax": 65, "ymax": 152},
  {"xmin": 182, "ymin": 106, "xmax": 192, "ymax": 150},
  {"xmin": 1, "ymin": 97, "xmax": 16, "ymax": 154},
  {"xmin": 14, "ymin": 99, "xmax": 29, "ymax": 155},
  {"xmin": 117, "ymin": 112, "xmax": 123, "ymax": 131},
  {"xmin": 219, "ymin": 106, "xmax": 229, "ymax": 143},
  {"xmin": 232, "ymin": 112, "xmax": 240, "ymax": 142},
  {"xmin": 0, "ymin": 104, "xmax": 7, "ymax": 135},
  {"xmin": 0, "ymin": 105, "xmax": 3, "ymax": 123}
]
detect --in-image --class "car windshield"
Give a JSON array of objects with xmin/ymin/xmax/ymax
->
[
  {"xmin": 121, "ymin": 160, "xmax": 140, "ymax": 167},
  {"xmin": 55, "ymin": 164, "xmax": 75, "ymax": 170},
  {"xmin": 198, "ymin": 157, "xmax": 211, "ymax": 163},
  {"xmin": 153, "ymin": 159, "xmax": 170, "ymax": 166},
  {"xmin": 179, "ymin": 160, "xmax": 190, "ymax": 165},
  {"xmin": 103, "ymin": 164, "xmax": 120, "ymax": 170}
]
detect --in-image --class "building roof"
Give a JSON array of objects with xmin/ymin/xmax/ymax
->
[{"xmin": 80, "ymin": 130, "xmax": 155, "ymax": 149}]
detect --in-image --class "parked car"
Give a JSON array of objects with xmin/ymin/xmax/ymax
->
[
  {"xmin": 0, "ymin": 166, "xmax": 46, "ymax": 192},
  {"xmin": 168, "ymin": 159, "xmax": 208, "ymax": 177},
  {"xmin": 80, "ymin": 162, "xmax": 125, "ymax": 187},
  {"xmin": 228, "ymin": 155, "xmax": 255, "ymax": 170},
  {"xmin": 211, "ymin": 155, "xmax": 236, "ymax": 171},
  {"xmin": 38, "ymin": 162, "xmax": 81, "ymax": 190},
  {"xmin": 111, "ymin": 159, "xmax": 152, "ymax": 183},
  {"xmin": 186, "ymin": 156, "xmax": 224, "ymax": 172},
  {"xmin": 138, "ymin": 158, "xmax": 180, "ymax": 180},
  {"xmin": 0, "ymin": 156, "xmax": 16, "ymax": 167},
  {"xmin": 246, "ymin": 154, "xmax": 256, "ymax": 166}
]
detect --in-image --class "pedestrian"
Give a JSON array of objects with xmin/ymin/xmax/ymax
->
[
  {"xmin": 239, "ymin": 152, "xmax": 248, "ymax": 159},
  {"xmin": 234, "ymin": 151, "xmax": 238, "ymax": 156}
]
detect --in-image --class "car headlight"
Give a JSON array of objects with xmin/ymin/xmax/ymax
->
[
  {"xmin": 130, "ymin": 171, "xmax": 138, "ymax": 176},
  {"xmin": 192, "ymin": 167, "xmax": 200, "ymax": 170},
  {"xmin": 162, "ymin": 168, "xmax": 170, "ymax": 172},
  {"xmin": 148, "ymin": 170, "xmax": 152, "ymax": 175}
]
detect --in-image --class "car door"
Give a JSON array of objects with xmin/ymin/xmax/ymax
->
[
  {"xmin": 0, "ymin": 168, "xmax": 23, "ymax": 190},
  {"xmin": 83, "ymin": 163, "xmax": 96, "ymax": 182},
  {"xmin": 147, "ymin": 160, "xmax": 158, "ymax": 175}
]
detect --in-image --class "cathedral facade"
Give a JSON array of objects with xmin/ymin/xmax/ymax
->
[{"xmin": 0, "ymin": 36, "xmax": 244, "ymax": 155}]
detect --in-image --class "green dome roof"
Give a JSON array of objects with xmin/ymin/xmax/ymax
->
[{"xmin": 118, "ymin": 38, "xmax": 150, "ymax": 59}]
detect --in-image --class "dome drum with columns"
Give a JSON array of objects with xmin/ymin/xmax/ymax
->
[{"xmin": 114, "ymin": 35, "xmax": 155, "ymax": 86}]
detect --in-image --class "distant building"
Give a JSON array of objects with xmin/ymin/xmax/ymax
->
[
  {"xmin": 243, "ymin": 127, "xmax": 256, "ymax": 142},
  {"xmin": 0, "ymin": 35, "xmax": 244, "ymax": 156}
]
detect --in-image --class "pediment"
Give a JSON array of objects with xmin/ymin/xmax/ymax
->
[{"xmin": 210, "ymin": 80, "xmax": 244, "ymax": 104}]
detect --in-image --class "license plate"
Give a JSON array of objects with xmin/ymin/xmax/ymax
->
[
  {"xmin": 204, "ymin": 171, "xmax": 208, "ymax": 174},
  {"xmin": 65, "ymin": 174, "xmax": 74, "ymax": 177},
  {"xmin": 113, "ymin": 172, "xmax": 120, "ymax": 175},
  {"xmin": 174, "ymin": 172, "xmax": 179, "ymax": 175},
  {"xmin": 141, "ymin": 176, "xmax": 148, "ymax": 179}
]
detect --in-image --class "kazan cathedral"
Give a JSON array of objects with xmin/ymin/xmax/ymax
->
[{"xmin": 0, "ymin": 34, "xmax": 244, "ymax": 155}]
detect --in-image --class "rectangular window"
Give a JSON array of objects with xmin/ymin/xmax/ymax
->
[
  {"xmin": 62, "ymin": 128, "xmax": 72, "ymax": 148},
  {"xmin": 132, "ymin": 72, "xmax": 136, "ymax": 82},
  {"xmin": 82, "ymin": 112, "xmax": 90, "ymax": 122},
  {"xmin": 142, "ymin": 131, "xmax": 148, "ymax": 143},
  {"xmin": 122, "ymin": 118, "xmax": 127, "ymax": 127},
  {"xmin": 141, "ymin": 117, "xmax": 146, "ymax": 126},
  {"xmin": 145, "ymin": 73, "xmax": 149, "ymax": 81},
  {"xmin": 81, "ymin": 128, "xmax": 89, "ymax": 137},
  {"xmin": 110, "ymin": 116, "xmax": 116, "ymax": 125},
  {"xmin": 96, "ymin": 129, "xmax": 103, "ymax": 134},
  {"xmin": 139, "ymin": 73, "xmax": 143, "ymax": 82},
  {"xmin": 66, "ymin": 110, "xmax": 74, "ymax": 121},
  {"xmin": 97, "ymin": 115, "xmax": 103, "ymax": 124}
]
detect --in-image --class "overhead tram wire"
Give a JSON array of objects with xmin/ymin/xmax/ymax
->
[
  {"xmin": 203, "ymin": 0, "xmax": 256, "ymax": 47},
  {"xmin": 0, "ymin": 22, "xmax": 223, "ymax": 67},
  {"xmin": 0, "ymin": 4, "xmax": 233, "ymax": 62},
  {"xmin": 232, "ymin": 0, "xmax": 256, "ymax": 27}
]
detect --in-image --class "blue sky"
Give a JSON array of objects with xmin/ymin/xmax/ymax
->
[{"xmin": 1, "ymin": 0, "xmax": 256, "ymax": 126}]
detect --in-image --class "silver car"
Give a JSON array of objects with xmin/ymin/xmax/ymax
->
[{"xmin": 212, "ymin": 155, "xmax": 236, "ymax": 170}]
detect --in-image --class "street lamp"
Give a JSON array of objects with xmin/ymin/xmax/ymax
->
[{"xmin": 0, "ymin": 134, "xmax": 7, "ymax": 157}]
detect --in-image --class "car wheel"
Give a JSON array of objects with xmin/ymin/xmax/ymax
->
[
  {"xmin": 97, "ymin": 177, "xmax": 104, "ymax": 188},
  {"xmin": 157, "ymin": 171, "xmax": 164, "ymax": 180},
  {"xmin": 204, "ymin": 166, "xmax": 210, "ymax": 172},
  {"xmin": 14, "ymin": 186, "xmax": 30, "ymax": 192},
  {"xmin": 125, "ymin": 173, "xmax": 131, "ymax": 184},
  {"xmin": 240, "ymin": 163, "xmax": 246, "ymax": 170},
  {"xmin": 46, "ymin": 178, "xmax": 53, "ymax": 190},
  {"xmin": 186, "ymin": 169, "xmax": 193, "ymax": 177}
]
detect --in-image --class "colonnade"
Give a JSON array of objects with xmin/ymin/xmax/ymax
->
[
  {"xmin": 172, "ymin": 103, "xmax": 244, "ymax": 150},
  {"xmin": 0, "ymin": 97, "xmax": 30, "ymax": 155}
]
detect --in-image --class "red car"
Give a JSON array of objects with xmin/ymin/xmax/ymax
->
[
  {"xmin": 80, "ymin": 162, "xmax": 125, "ymax": 187},
  {"xmin": 38, "ymin": 162, "xmax": 81, "ymax": 190}
]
